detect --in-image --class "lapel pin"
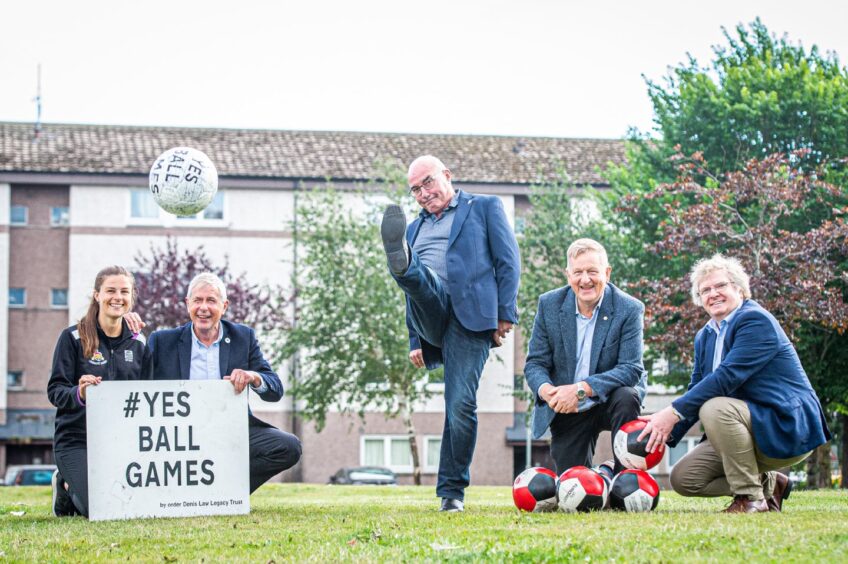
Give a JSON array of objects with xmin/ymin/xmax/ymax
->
[
  {"xmin": 225, "ymin": 337, "xmax": 231, "ymax": 344},
  {"xmin": 603, "ymin": 316, "xmax": 608, "ymax": 321}
]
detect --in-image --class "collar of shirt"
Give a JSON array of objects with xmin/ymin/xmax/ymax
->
[
  {"xmin": 705, "ymin": 300, "xmax": 744, "ymax": 335},
  {"xmin": 574, "ymin": 290, "xmax": 605, "ymax": 319},
  {"xmin": 419, "ymin": 190, "xmax": 460, "ymax": 219},
  {"xmin": 190, "ymin": 323, "xmax": 225, "ymax": 348}
]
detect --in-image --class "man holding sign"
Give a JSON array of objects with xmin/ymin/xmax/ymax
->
[{"xmin": 149, "ymin": 273, "xmax": 301, "ymax": 492}]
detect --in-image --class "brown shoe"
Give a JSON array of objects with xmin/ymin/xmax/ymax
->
[
  {"xmin": 767, "ymin": 472, "xmax": 792, "ymax": 512},
  {"xmin": 723, "ymin": 495, "xmax": 769, "ymax": 513}
]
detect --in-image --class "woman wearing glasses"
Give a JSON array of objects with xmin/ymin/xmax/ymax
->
[{"xmin": 637, "ymin": 254, "xmax": 830, "ymax": 513}]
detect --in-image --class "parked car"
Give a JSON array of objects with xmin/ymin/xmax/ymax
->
[
  {"xmin": 329, "ymin": 466, "xmax": 397, "ymax": 485},
  {"xmin": 3, "ymin": 464, "xmax": 57, "ymax": 486}
]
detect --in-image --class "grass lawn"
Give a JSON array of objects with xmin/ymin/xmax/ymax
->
[{"xmin": 1, "ymin": 484, "xmax": 846, "ymax": 562}]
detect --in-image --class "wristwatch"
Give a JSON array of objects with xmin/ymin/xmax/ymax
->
[{"xmin": 576, "ymin": 382, "xmax": 586, "ymax": 401}]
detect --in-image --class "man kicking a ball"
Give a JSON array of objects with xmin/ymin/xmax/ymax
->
[{"xmin": 381, "ymin": 155, "xmax": 520, "ymax": 512}]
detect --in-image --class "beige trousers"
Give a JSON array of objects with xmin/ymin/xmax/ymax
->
[{"xmin": 670, "ymin": 397, "xmax": 811, "ymax": 501}]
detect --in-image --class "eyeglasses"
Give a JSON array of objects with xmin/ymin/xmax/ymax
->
[
  {"xmin": 409, "ymin": 175, "xmax": 437, "ymax": 196},
  {"xmin": 698, "ymin": 281, "xmax": 731, "ymax": 298}
]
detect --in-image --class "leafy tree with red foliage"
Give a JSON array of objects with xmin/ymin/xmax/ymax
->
[
  {"xmin": 133, "ymin": 237, "xmax": 289, "ymax": 345},
  {"xmin": 620, "ymin": 151, "xmax": 848, "ymax": 487},
  {"xmin": 622, "ymin": 151, "xmax": 848, "ymax": 357}
]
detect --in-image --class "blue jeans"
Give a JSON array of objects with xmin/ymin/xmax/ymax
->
[{"xmin": 393, "ymin": 253, "xmax": 492, "ymax": 501}]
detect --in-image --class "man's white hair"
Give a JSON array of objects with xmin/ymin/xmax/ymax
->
[
  {"xmin": 187, "ymin": 272, "xmax": 228, "ymax": 302},
  {"xmin": 689, "ymin": 254, "xmax": 751, "ymax": 306}
]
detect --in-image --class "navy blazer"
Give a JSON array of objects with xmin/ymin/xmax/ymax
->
[
  {"xmin": 148, "ymin": 319, "xmax": 283, "ymax": 428},
  {"xmin": 668, "ymin": 300, "xmax": 831, "ymax": 459},
  {"xmin": 406, "ymin": 190, "xmax": 521, "ymax": 368},
  {"xmin": 524, "ymin": 283, "xmax": 647, "ymax": 439}
]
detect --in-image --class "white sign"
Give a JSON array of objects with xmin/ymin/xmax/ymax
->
[{"xmin": 86, "ymin": 380, "xmax": 250, "ymax": 521}]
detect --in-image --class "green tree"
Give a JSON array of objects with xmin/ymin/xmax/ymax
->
[
  {"xmin": 646, "ymin": 18, "xmax": 848, "ymax": 173},
  {"xmin": 277, "ymin": 168, "xmax": 438, "ymax": 484},
  {"xmin": 605, "ymin": 19, "xmax": 848, "ymax": 487},
  {"xmin": 517, "ymin": 171, "xmax": 597, "ymax": 341}
]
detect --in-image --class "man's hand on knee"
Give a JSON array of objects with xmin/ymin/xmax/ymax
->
[{"xmin": 541, "ymin": 383, "xmax": 579, "ymax": 414}]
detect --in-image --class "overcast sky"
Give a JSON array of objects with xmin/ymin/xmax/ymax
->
[{"xmin": 2, "ymin": 1, "xmax": 845, "ymax": 139}]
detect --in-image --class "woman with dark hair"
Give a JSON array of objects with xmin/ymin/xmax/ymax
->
[{"xmin": 47, "ymin": 265, "xmax": 152, "ymax": 518}]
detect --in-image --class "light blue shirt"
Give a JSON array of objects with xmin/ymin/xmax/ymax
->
[
  {"xmin": 706, "ymin": 302, "xmax": 743, "ymax": 373},
  {"xmin": 574, "ymin": 293, "xmax": 604, "ymax": 412},
  {"xmin": 189, "ymin": 323, "xmax": 267, "ymax": 392}
]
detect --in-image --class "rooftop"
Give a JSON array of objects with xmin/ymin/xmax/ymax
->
[{"xmin": 0, "ymin": 122, "xmax": 625, "ymax": 185}]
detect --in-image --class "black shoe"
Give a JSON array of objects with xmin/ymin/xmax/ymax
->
[
  {"xmin": 439, "ymin": 498, "xmax": 464, "ymax": 513},
  {"xmin": 381, "ymin": 205, "xmax": 409, "ymax": 275},
  {"xmin": 51, "ymin": 470, "xmax": 75, "ymax": 517}
]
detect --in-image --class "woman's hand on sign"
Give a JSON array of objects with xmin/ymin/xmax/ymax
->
[
  {"xmin": 224, "ymin": 369, "xmax": 258, "ymax": 393},
  {"xmin": 78, "ymin": 374, "xmax": 102, "ymax": 400}
]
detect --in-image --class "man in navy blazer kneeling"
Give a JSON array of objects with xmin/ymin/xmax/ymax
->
[
  {"xmin": 639, "ymin": 254, "xmax": 831, "ymax": 513},
  {"xmin": 149, "ymin": 272, "xmax": 301, "ymax": 492}
]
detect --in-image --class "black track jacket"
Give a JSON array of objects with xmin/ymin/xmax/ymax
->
[{"xmin": 47, "ymin": 322, "xmax": 152, "ymax": 449}]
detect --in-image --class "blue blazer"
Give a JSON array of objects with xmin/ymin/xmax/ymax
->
[
  {"xmin": 524, "ymin": 283, "xmax": 647, "ymax": 439},
  {"xmin": 668, "ymin": 299, "xmax": 831, "ymax": 459},
  {"xmin": 406, "ymin": 190, "xmax": 521, "ymax": 368},
  {"xmin": 148, "ymin": 319, "xmax": 283, "ymax": 428}
]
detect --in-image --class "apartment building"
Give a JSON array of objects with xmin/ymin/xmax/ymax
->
[{"xmin": 1, "ymin": 122, "xmax": 693, "ymax": 487}]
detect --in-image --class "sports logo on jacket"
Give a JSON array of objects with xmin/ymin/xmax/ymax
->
[
  {"xmin": 89, "ymin": 351, "xmax": 108, "ymax": 366},
  {"xmin": 124, "ymin": 350, "xmax": 134, "ymax": 363}
]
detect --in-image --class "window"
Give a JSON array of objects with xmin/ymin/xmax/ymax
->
[
  {"xmin": 513, "ymin": 216, "xmax": 526, "ymax": 236},
  {"xmin": 131, "ymin": 189, "xmax": 225, "ymax": 223},
  {"xmin": 361, "ymin": 436, "xmax": 414, "ymax": 473},
  {"xmin": 9, "ymin": 288, "xmax": 25, "ymax": 308},
  {"xmin": 177, "ymin": 191, "xmax": 225, "ymax": 221},
  {"xmin": 424, "ymin": 437, "xmax": 441, "ymax": 472},
  {"xmin": 7, "ymin": 371, "xmax": 23, "ymax": 389},
  {"xmin": 363, "ymin": 438, "xmax": 385, "ymax": 466},
  {"xmin": 51, "ymin": 288, "xmax": 69, "ymax": 308},
  {"xmin": 130, "ymin": 189, "xmax": 160, "ymax": 219},
  {"xmin": 202, "ymin": 191, "xmax": 224, "ymax": 219},
  {"xmin": 50, "ymin": 206, "xmax": 70, "ymax": 226},
  {"xmin": 668, "ymin": 437, "xmax": 698, "ymax": 468},
  {"xmin": 10, "ymin": 205, "xmax": 27, "ymax": 225}
]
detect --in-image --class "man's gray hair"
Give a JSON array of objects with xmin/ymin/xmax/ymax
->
[
  {"xmin": 689, "ymin": 254, "xmax": 751, "ymax": 306},
  {"xmin": 187, "ymin": 272, "xmax": 228, "ymax": 302},
  {"xmin": 566, "ymin": 238, "xmax": 609, "ymax": 270}
]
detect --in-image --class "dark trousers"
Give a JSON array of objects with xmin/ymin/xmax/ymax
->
[
  {"xmin": 54, "ymin": 446, "xmax": 90, "ymax": 517},
  {"xmin": 549, "ymin": 386, "xmax": 641, "ymax": 475},
  {"xmin": 248, "ymin": 424, "xmax": 302, "ymax": 492},
  {"xmin": 392, "ymin": 252, "xmax": 493, "ymax": 502}
]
